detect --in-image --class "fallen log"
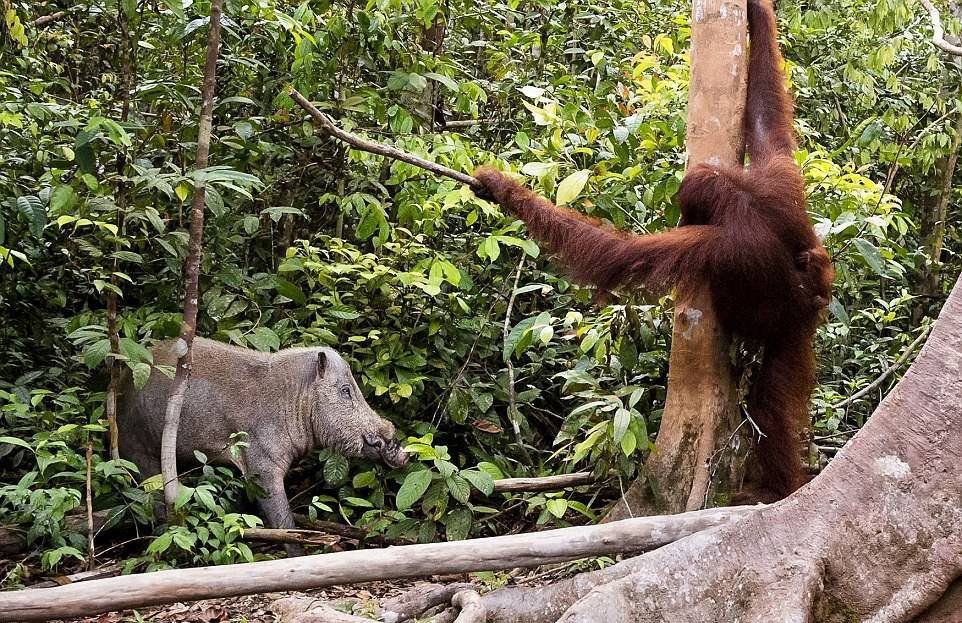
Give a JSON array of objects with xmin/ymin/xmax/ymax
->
[
  {"xmin": 292, "ymin": 515, "xmax": 368, "ymax": 540},
  {"xmin": 492, "ymin": 472, "xmax": 594, "ymax": 493},
  {"xmin": 243, "ymin": 528, "xmax": 340, "ymax": 547},
  {"xmin": 0, "ymin": 506, "xmax": 756, "ymax": 622}
]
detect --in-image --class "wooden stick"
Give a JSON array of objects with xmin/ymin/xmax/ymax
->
[
  {"xmin": 243, "ymin": 528, "xmax": 340, "ymax": 547},
  {"xmin": 379, "ymin": 582, "xmax": 476, "ymax": 622},
  {"xmin": 29, "ymin": 564, "xmax": 120, "ymax": 589},
  {"xmin": 0, "ymin": 506, "xmax": 756, "ymax": 622},
  {"xmin": 292, "ymin": 515, "xmax": 368, "ymax": 540},
  {"xmin": 33, "ymin": 10, "xmax": 67, "ymax": 27},
  {"xmin": 829, "ymin": 327, "xmax": 931, "ymax": 410},
  {"xmin": 493, "ymin": 472, "xmax": 595, "ymax": 493},
  {"xmin": 161, "ymin": 0, "xmax": 224, "ymax": 508},
  {"xmin": 919, "ymin": 0, "xmax": 962, "ymax": 56},
  {"xmin": 287, "ymin": 88, "xmax": 481, "ymax": 190},
  {"xmin": 85, "ymin": 437, "xmax": 95, "ymax": 570}
]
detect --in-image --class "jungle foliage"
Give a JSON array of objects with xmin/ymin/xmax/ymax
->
[{"xmin": 0, "ymin": 0, "xmax": 957, "ymax": 580}]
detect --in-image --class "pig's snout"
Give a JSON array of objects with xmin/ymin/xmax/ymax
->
[{"xmin": 362, "ymin": 433, "xmax": 409, "ymax": 468}]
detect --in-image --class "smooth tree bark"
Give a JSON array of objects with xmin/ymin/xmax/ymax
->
[
  {"xmin": 475, "ymin": 272, "xmax": 962, "ymax": 623},
  {"xmin": 491, "ymin": 472, "xmax": 594, "ymax": 493},
  {"xmin": 160, "ymin": 0, "xmax": 223, "ymax": 507},
  {"xmin": 603, "ymin": 0, "xmax": 748, "ymax": 520}
]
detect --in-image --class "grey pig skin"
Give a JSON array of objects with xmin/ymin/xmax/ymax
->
[{"xmin": 118, "ymin": 337, "xmax": 408, "ymax": 554}]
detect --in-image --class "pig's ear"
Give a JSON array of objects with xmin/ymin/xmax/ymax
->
[{"xmin": 316, "ymin": 351, "xmax": 328, "ymax": 380}]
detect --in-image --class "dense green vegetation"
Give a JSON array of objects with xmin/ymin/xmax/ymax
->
[{"xmin": 1, "ymin": 0, "xmax": 957, "ymax": 581}]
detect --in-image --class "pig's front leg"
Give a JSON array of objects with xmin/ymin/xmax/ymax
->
[{"xmin": 245, "ymin": 453, "xmax": 304, "ymax": 556}]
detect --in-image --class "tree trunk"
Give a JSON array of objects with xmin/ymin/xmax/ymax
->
[
  {"xmin": 604, "ymin": 0, "xmax": 748, "ymax": 520},
  {"xmin": 160, "ymin": 0, "xmax": 223, "ymax": 507},
  {"xmin": 483, "ymin": 271, "xmax": 962, "ymax": 622},
  {"xmin": 917, "ymin": 106, "xmax": 962, "ymax": 311}
]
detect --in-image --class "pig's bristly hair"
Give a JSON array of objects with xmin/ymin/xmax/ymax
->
[{"xmin": 472, "ymin": 0, "xmax": 834, "ymax": 500}]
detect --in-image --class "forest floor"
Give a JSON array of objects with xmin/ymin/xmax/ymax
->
[
  {"xmin": 38, "ymin": 558, "xmax": 573, "ymax": 623},
  {"xmin": 50, "ymin": 578, "xmax": 428, "ymax": 623}
]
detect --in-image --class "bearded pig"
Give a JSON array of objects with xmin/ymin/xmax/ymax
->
[{"xmin": 119, "ymin": 338, "xmax": 407, "ymax": 548}]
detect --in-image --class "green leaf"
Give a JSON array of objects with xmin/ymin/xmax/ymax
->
[
  {"xmin": 857, "ymin": 120, "xmax": 882, "ymax": 146},
  {"xmin": 425, "ymin": 72, "xmax": 459, "ymax": 92},
  {"xmin": 853, "ymin": 238, "xmax": 885, "ymax": 275},
  {"xmin": 827, "ymin": 297, "xmax": 849, "ymax": 326},
  {"xmin": 119, "ymin": 337, "xmax": 153, "ymax": 365},
  {"xmin": 131, "ymin": 362, "xmax": 152, "ymax": 390},
  {"xmin": 613, "ymin": 408, "xmax": 630, "ymax": 443},
  {"xmin": 275, "ymin": 278, "xmax": 306, "ymax": 305},
  {"xmin": 329, "ymin": 304, "xmax": 360, "ymax": 320},
  {"xmin": 417, "ymin": 520, "xmax": 437, "ymax": 543},
  {"xmin": 620, "ymin": 428, "xmax": 637, "ymax": 456},
  {"xmin": 503, "ymin": 316, "xmax": 537, "ymax": 362},
  {"xmin": 546, "ymin": 498, "xmax": 568, "ymax": 518},
  {"xmin": 84, "ymin": 339, "xmax": 112, "ymax": 369},
  {"xmin": 446, "ymin": 474, "xmax": 471, "ymax": 504},
  {"xmin": 407, "ymin": 72, "xmax": 428, "ymax": 91},
  {"xmin": 147, "ymin": 531, "xmax": 173, "ymax": 554},
  {"xmin": 248, "ymin": 327, "xmax": 280, "ymax": 352},
  {"xmin": 555, "ymin": 170, "xmax": 590, "ymax": 205},
  {"xmin": 16, "ymin": 196, "xmax": 46, "ymax": 238},
  {"xmin": 144, "ymin": 207, "xmax": 166, "ymax": 233},
  {"xmin": 112, "ymin": 251, "xmax": 143, "ymax": 264},
  {"xmin": 520, "ymin": 161, "xmax": 556, "ymax": 176},
  {"xmin": 387, "ymin": 71, "xmax": 410, "ymax": 90},
  {"xmin": 444, "ymin": 507, "xmax": 472, "ymax": 541},
  {"xmin": 0, "ymin": 436, "xmax": 32, "ymax": 451},
  {"xmin": 352, "ymin": 470, "xmax": 376, "ymax": 489},
  {"xmin": 435, "ymin": 459, "xmax": 457, "ymax": 478},
  {"xmin": 74, "ymin": 131, "xmax": 97, "ymax": 173},
  {"xmin": 160, "ymin": 0, "xmax": 187, "ymax": 20},
  {"xmin": 473, "ymin": 392, "xmax": 494, "ymax": 413},
  {"xmin": 447, "ymin": 387, "xmax": 469, "ymax": 424},
  {"xmin": 81, "ymin": 174, "xmax": 99, "ymax": 191},
  {"xmin": 324, "ymin": 454, "xmax": 349, "ymax": 486},
  {"xmin": 397, "ymin": 469, "xmax": 433, "ymax": 510},
  {"xmin": 174, "ymin": 484, "xmax": 194, "ymax": 509},
  {"xmin": 460, "ymin": 469, "xmax": 494, "ymax": 496},
  {"xmin": 195, "ymin": 486, "xmax": 219, "ymax": 511},
  {"xmin": 343, "ymin": 496, "xmax": 374, "ymax": 508},
  {"xmin": 50, "ymin": 185, "xmax": 78, "ymax": 214},
  {"xmin": 477, "ymin": 461, "xmax": 504, "ymax": 480},
  {"xmin": 242, "ymin": 215, "xmax": 260, "ymax": 235}
]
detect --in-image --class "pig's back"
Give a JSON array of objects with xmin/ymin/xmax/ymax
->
[{"xmin": 119, "ymin": 337, "xmax": 276, "ymax": 472}]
